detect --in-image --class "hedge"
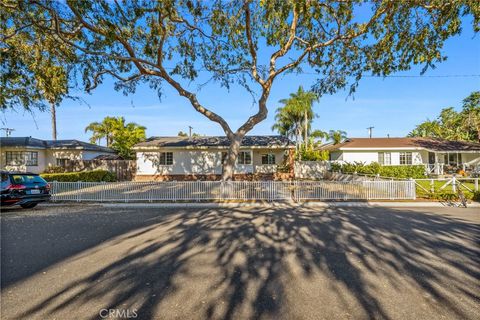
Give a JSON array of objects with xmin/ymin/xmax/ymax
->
[
  {"xmin": 41, "ymin": 170, "xmax": 117, "ymax": 182},
  {"xmin": 330, "ymin": 162, "xmax": 425, "ymax": 179}
]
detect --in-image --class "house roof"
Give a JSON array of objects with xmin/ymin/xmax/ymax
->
[
  {"xmin": 134, "ymin": 135, "xmax": 295, "ymax": 149},
  {"xmin": 321, "ymin": 137, "xmax": 480, "ymax": 152},
  {"xmin": 0, "ymin": 137, "xmax": 116, "ymax": 153}
]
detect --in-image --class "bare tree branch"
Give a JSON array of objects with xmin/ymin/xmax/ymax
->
[{"xmin": 244, "ymin": 1, "xmax": 264, "ymax": 86}]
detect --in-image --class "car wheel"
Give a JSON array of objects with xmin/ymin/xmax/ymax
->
[{"xmin": 20, "ymin": 203, "xmax": 38, "ymax": 209}]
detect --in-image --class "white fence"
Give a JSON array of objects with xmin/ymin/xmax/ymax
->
[{"xmin": 49, "ymin": 180, "xmax": 416, "ymax": 202}]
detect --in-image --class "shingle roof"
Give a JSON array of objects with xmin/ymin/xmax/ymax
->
[
  {"xmin": 0, "ymin": 137, "xmax": 115, "ymax": 153},
  {"xmin": 0, "ymin": 137, "xmax": 46, "ymax": 149},
  {"xmin": 321, "ymin": 137, "xmax": 480, "ymax": 152},
  {"xmin": 134, "ymin": 135, "xmax": 295, "ymax": 148}
]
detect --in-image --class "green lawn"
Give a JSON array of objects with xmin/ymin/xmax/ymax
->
[{"xmin": 415, "ymin": 179, "xmax": 478, "ymax": 199}]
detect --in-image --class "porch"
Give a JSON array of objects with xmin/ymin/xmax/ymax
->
[{"xmin": 424, "ymin": 151, "xmax": 480, "ymax": 176}]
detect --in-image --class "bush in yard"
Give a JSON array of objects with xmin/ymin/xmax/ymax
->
[
  {"xmin": 43, "ymin": 166, "xmax": 66, "ymax": 173},
  {"xmin": 41, "ymin": 170, "xmax": 116, "ymax": 182},
  {"xmin": 332, "ymin": 162, "xmax": 425, "ymax": 179},
  {"xmin": 472, "ymin": 191, "xmax": 480, "ymax": 202}
]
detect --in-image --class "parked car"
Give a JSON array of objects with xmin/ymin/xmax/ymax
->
[{"xmin": 1, "ymin": 171, "xmax": 51, "ymax": 208}]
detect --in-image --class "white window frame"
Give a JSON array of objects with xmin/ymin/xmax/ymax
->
[
  {"xmin": 261, "ymin": 153, "xmax": 276, "ymax": 165},
  {"xmin": 399, "ymin": 152, "xmax": 412, "ymax": 165},
  {"xmin": 237, "ymin": 151, "xmax": 252, "ymax": 165},
  {"xmin": 159, "ymin": 152, "xmax": 173, "ymax": 165},
  {"xmin": 5, "ymin": 151, "xmax": 38, "ymax": 166},
  {"xmin": 378, "ymin": 152, "xmax": 391, "ymax": 165}
]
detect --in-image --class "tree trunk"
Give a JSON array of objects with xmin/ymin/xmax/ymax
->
[
  {"xmin": 51, "ymin": 102, "xmax": 57, "ymax": 140},
  {"xmin": 296, "ymin": 127, "xmax": 301, "ymax": 161},
  {"xmin": 304, "ymin": 109, "xmax": 308, "ymax": 148},
  {"xmin": 222, "ymin": 134, "xmax": 243, "ymax": 181}
]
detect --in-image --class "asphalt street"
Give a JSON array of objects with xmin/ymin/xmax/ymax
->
[{"xmin": 1, "ymin": 204, "xmax": 479, "ymax": 319}]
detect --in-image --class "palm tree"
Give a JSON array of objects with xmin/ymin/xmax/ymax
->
[
  {"xmin": 85, "ymin": 116, "xmax": 119, "ymax": 146},
  {"xmin": 328, "ymin": 130, "xmax": 347, "ymax": 144},
  {"xmin": 85, "ymin": 116, "xmax": 146, "ymax": 158},
  {"xmin": 272, "ymin": 86, "xmax": 318, "ymax": 149}
]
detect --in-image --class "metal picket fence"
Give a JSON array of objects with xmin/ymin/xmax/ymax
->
[{"xmin": 49, "ymin": 180, "xmax": 416, "ymax": 202}]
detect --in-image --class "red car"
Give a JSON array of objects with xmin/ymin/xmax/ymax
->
[{"xmin": 1, "ymin": 171, "xmax": 51, "ymax": 209}]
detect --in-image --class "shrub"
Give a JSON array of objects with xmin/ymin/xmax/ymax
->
[
  {"xmin": 296, "ymin": 146, "xmax": 329, "ymax": 161},
  {"xmin": 472, "ymin": 191, "xmax": 480, "ymax": 202},
  {"xmin": 43, "ymin": 166, "xmax": 66, "ymax": 173},
  {"xmin": 332, "ymin": 162, "xmax": 425, "ymax": 179},
  {"xmin": 41, "ymin": 170, "xmax": 117, "ymax": 182}
]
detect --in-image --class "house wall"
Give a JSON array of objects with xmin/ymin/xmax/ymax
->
[
  {"xmin": 1, "ymin": 148, "xmax": 115, "ymax": 173},
  {"xmin": 136, "ymin": 148, "xmax": 291, "ymax": 178},
  {"xmin": 0, "ymin": 147, "xmax": 47, "ymax": 173},
  {"xmin": 339, "ymin": 150, "xmax": 426, "ymax": 165},
  {"xmin": 45, "ymin": 149, "xmax": 83, "ymax": 168}
]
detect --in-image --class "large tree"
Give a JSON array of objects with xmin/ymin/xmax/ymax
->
[
  {"xmin": 3, "ymin": 1, "xmax": 479, "ymax": 179},
  {"xmin": 408, "ymin": 91, "xmax": 480, "ymax": 142},
  {"xmin": 1, "ymin": 2, "xmax": 77, "ymax": 140}
]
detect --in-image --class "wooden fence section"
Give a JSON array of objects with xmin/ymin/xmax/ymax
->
[
  {"xmin": 63, "ymin": 160, "xmax": 136, "ymax": 181},
  {"xmin": 50, "ymin": 180, "xmax": 416, "ymax": 202}
]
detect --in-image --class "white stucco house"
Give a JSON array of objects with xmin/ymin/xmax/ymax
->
[
  {"xmin": 321, "ymin": 137, "xmax": 480, "ymax": 175},
  {"xmin": 0, "ymin": 137, "xmax": 117, "ymax": 173},
  {"xmin": 133, "ymin": 135, "xmax": 295, "ymax": 180}
]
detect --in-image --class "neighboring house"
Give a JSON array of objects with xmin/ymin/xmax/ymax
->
[
  {"xmin": 134, "ymin": 135, "xmax": 295, "ymax": 180},
  {"xmin": 321, "ymin": 137, "xmax": 480, "ymax": 175},
  {"xmin": 0, "ymin": 137, "xmax": 116, "ymax": 173}
]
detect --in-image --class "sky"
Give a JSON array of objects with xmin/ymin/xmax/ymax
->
[{"xmin": 1, "ymin": 16, "xmax": 479, "ymax": 144}]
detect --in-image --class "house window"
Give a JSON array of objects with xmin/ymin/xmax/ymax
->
[
  {"xmin": 159, "ymin": 152, "xmax": 173, "ymax": 165},
  {"xmin": 5, "ymin": 151, "xmax": 38, "ymax": 166},
  {"xmin": 378, "ymin": 152, "xmax": 391, "ymax": 165},
  {"xmin": 238, "ymin": 151, "xmax": 252, "ymax": 165},
  {"xmin": 445, "ymin": 153, "xmax": 462, "ymax": 165},
  {"xmin": 399, "ymin": 152, "xmax": 412, "ymax": 165},
  {"xmin": 56, "ymin": 158, "xmax": 68, "ymax": 167},
  {"xmin": 261, "ymin": 154, "xmax": 276, "ymax": 165}
]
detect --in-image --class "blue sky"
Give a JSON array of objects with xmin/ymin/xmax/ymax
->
[{"xmin": 2, "ymin": 17, "xmax": 479, "ymax": 143}]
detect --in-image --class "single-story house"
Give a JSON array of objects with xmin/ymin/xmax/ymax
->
[
  {"xmin": 321, "ymin": 137, "xmax": 480, "ymax": 175},
  {"xmin": 0, "ymin": 137, "xmax": 116, "ymax": 173},
  {"xmin": 133, "ymin": 135, "xmax": 295, "ymax": 180}
]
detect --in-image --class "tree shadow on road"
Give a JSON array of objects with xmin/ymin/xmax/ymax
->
[{"xmin": 8, "ymin": 206, "xmax": 480, "ymax": 320}]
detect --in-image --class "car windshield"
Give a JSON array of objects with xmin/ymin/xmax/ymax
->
[{"xmin": 10, "ymin": 175, "xmax": 46, "ymax": 184}]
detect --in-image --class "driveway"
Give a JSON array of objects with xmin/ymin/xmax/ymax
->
[{"xmin": 1, "ymin": 205, "xmax": 479, "ymax": 320}]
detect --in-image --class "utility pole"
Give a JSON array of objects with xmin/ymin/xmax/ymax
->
[
  {"xmin": 188, "ymin": 126, "xmax": 193, "ymax": 137},
  {"xmin": 367, "ymin": 126, "xmax": 374, "ymax": 138},
  {"xmin": 0, "ymin": 128, "xmax": 15, "ymax": 137}
]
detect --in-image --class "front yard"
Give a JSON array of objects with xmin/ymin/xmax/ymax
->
[{"xmin": 415, "ymin": 179, "xmax": 478, "ymax": 200}]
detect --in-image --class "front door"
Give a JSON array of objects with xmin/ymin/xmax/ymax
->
[{"xmin": 428, "ymin": 152, "xmax": 435, "ymax": 164}]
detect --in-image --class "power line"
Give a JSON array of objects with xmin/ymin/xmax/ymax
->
[{"xmin": 300, "ymin": 73, "xmax": 480, "ymax": 78}]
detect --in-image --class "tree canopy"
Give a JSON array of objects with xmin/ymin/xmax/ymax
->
[
  {"xmin": 2, "ymin": 0, "xmax": 479, "ymax": 179},
  {"xmin": 408, "ymin": 91, "xmax": 480, "ymax": 142},
  {"xmin": 85, "ymin": 116, "xmax": 146, "ymax": 159}
]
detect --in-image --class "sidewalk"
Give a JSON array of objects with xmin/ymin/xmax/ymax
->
[{"xmin": 45, "ymin": 201, "xmax": 480, "ymax": 208}]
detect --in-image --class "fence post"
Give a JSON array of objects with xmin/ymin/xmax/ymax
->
[
  {"xmin": 101, "ymin": 181, "xmax": 106, "ymax": 202},
  {"xmin": 76, "ymin": 181, "xmax": 81, "ymax": 202},
  {"xmin": 452, "ymin": 175, "xmax": 457, "ymax": 193},
  {"xmin": 475, "ymin": 178, "xmax": 479, "ymax": 192},
  {"xmin": 409, "ymin": 178, "xmax": 416, "ymax": 200},
  {"xmin": 430, "ymin": 178, "xmax": 434, "ymax": 193}
]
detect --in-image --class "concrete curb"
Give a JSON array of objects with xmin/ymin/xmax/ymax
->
[{"xmin": 45, "ymin": 201, "xmax": 480, "ymax": 209}]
